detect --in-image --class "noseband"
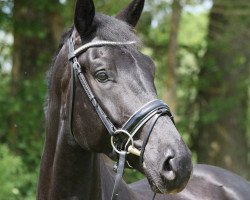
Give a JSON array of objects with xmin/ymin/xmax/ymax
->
[{"xmin": 68, "ymin": 35, "xmax": 174, "ymax": 200}]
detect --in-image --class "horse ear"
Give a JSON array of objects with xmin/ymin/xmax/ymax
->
[
  {"xmin": 116, "ymin": 0, "xmax": 145, "ymax": 27},
  {"xmin": 74, "ymin": 0, "xmax": 95, "ymax": 36}
]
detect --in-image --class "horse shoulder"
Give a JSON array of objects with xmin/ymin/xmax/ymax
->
[{"xmin": 181, "ymin": 164, "xmax": 250, "ymax": 200}]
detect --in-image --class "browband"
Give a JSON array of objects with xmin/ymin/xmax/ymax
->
[{"xmin": 68, "ymin": 40, "xmax": 136, "ymax": 60}]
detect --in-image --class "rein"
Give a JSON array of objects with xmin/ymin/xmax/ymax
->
[{"xmin": 68, "ymin": 35, "xmax": 174, "ymax": 200}]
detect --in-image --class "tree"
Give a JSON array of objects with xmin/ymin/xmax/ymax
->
[
  {"xmin": 195, "ymin": 0, "xmax": 250, "ymax": 178},
  {"xmin": 4, "ymin": 0, "xmax": 64, "ymax": 166},
  {"xmin": 164, "ymin": 0, "xmax": 183, "ymax": 115},
  {"xmin": 12, "ymin": 0, "xmax": 63, "ymax": 82}
]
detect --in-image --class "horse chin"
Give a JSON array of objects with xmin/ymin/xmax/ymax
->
[
  {"xmin": 142, "ymin": 161, "xmax": 191, "ymax": 195},
  {"xmin": 147, "ymin": 177, "xmax": 186, "ymax": 194}
]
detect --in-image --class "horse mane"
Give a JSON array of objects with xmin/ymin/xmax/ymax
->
[{"xmin": 46, "ymin": 26, "xmax": 74, "ymax": 88}]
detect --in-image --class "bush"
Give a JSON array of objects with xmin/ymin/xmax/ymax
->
[{"xmin": 0, "ymin": 144, "xmax": 36, "ymax": 200}]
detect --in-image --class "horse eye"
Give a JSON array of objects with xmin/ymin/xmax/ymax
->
[{"xmin": 95, "ymin": 71, "xmax": 109, "ymax": 83}]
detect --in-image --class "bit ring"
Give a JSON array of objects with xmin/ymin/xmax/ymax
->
[{"xmin": 111, "ymin": 130, "xmax": 134, "ymax": 155}]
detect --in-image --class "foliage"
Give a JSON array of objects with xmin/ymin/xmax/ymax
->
[
  {"xmin": 0, "ymin": 74, "xmax": 46, "ymax": 167},
  {"xmin": 193, "ymin": 0, "xmax": 250, "ymax": 178},
  {"xmin": 177, "ymin": 11, "xmax": 209, "ymax": 149},
  {"xmin": 0, "ymin": 144, "xmax": 36, "ymax": 200},
  {"xmin": 0, "ymin": 0, "xmax": 13, "ymax": 32},
  {"xmin": 124, "ymin": 169, "xmax": 145, "ymax": 184}
]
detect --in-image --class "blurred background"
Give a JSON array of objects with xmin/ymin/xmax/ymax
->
[{"xmin": 0, "ymin": 0, "xmax": 249, "ymax": 199}]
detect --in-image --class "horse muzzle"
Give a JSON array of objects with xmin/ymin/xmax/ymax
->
[{"xmin": 140, "ymin": 116, "xmax": 193, "ymax": 194}]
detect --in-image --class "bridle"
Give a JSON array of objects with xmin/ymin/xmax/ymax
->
[{"xmin": 68, "ymin": 35, "xmax": 175, "ymax": 200}]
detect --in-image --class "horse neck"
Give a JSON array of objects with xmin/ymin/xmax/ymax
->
[
  {"xmin": 37, "ymin": 115, "xmax": 104, "ymax": 200},
  {"xmin": 37, "ymin": 131, "xmax": 137, "ymax": 200},
  {"xmin": 37, "ymin": 106, "xmax": 136, "ymax": 200}
]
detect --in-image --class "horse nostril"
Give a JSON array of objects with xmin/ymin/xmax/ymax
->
[
  {"xmin": 161, "ymin": 150, "xmax": 177, "ymax": 182},
  {"xmin": 163, "ymin": 156, "xmax": 174, "ymax": 172}
]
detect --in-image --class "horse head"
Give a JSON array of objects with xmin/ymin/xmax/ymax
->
[{"xmin": 57, "ymin": 0, "xmax": 192, "ymax": 194}]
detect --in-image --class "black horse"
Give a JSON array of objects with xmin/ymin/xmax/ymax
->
[{"xmin": 37, "ymin": 0, "xmax": 250, "ymax": 199}]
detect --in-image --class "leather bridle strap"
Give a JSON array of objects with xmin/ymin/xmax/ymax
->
[
  {"xmin": 139, "ymin": 110, "xmax": 166, "ymax": 165},
  {"xmin": 111, "ymin": 151, "xmax": 126, "ymax": 200},
  {"xmin": 68, "ymin": 39, "xmax": 77, "ymax": 141},
  {"xmin": 69, "ymin": 37, "xmax": 120, "ymax": 136},
  {"xmin": 73, "ymin": 60, "xmax": 117, "ymax": 135},
  {"xmin": 122, "ymin": 100, "xmax": 174, "ymax": 148}
]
